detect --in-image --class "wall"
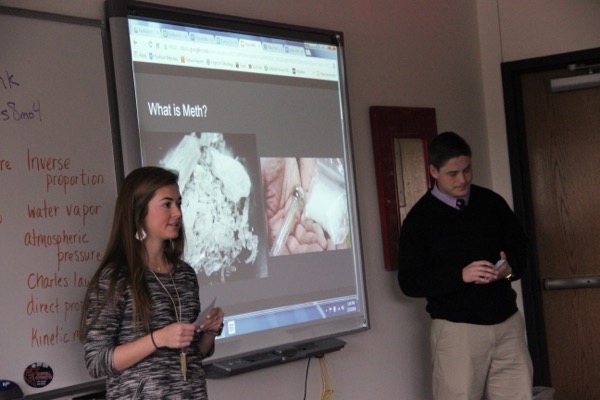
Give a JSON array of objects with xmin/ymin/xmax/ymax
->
[
  {"xmin": 1, "ymin": 0, "xmax": 599, "ymax": 399},
  {"xmin": 498, "ymin": 0, "xmax": 600, "ymax": 62},
  {"xmin": 478, "ymin": 0, "xmax": 600, "ymax": 202}
]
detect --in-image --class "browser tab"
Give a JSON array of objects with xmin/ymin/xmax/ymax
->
[
  {"xmin": 262, "ymin": 42, "xmax": 285, "ymax": 54},
  {"xmin": 161, "ymin": 28, "xmax": 189, "ymax": 41},
  {"xmin": 239, "ymin": 39, "xmax": 261, "ymax": 50},
  {"xmin": 215, "ymin": 35, "xmax": 238, "ymax": 47},
  {"xmin": 284, "ymin": 45, "xmax": 305, "ymax": 57},
  {"xmin": 129, "ymin": 23, "xmax": 161, "ymax": 38},
  {"xmin": 190, "ymin": 32, "xmax": 214, "ymax": 44}
]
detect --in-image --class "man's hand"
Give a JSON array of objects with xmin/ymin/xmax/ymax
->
[{"xmin": 463, "ymin": 260, "xmax": 499, "ymax": 284}]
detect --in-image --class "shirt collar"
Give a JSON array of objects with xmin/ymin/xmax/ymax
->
[{"xmin": 431, "ymin": 183, "xmax": 470, "ymax": 209}]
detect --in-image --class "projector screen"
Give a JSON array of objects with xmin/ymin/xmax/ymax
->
[{"xmin": 106, "ymin": 1, "xmax": 368, "ymax": 372}]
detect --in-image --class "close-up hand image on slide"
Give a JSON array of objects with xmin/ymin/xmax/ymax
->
[{"xmin": 261, "ymin": 157, "xmax": 351, "ymax": 256}]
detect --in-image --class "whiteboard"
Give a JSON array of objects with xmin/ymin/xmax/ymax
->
[{"xmin": 0, "ymin": 7, "xmax": 117, "ymax": 398}]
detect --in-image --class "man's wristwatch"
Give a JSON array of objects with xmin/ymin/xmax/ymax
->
[{"xmin": 505, "ymin": 273, "xmax": 514, "ymax": 281}]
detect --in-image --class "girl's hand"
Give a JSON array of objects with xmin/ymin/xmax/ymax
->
[{"xmin": 154, "ymin": 322, "xmax": 196, "ymax": 349}]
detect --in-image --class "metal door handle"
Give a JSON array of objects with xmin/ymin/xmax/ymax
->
[{"xmin": 543, "ymin": 276, "xmax": 600, "ymax": 290}]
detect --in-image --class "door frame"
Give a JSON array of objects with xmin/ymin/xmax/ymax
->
[{"xmin": 501, "ymin": 47, "xmax": 600, "ymax": 387}]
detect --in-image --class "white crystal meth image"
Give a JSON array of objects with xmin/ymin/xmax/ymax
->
[{"xmin": 160, "ymin": 132, "xmax": 265, "ymax": 284}]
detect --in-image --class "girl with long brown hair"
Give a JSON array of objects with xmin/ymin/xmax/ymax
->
[{"xmin": 81, "ymin": 166, "xmax": 224, "ymax": 399}]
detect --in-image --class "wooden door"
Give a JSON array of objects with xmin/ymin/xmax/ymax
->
[{"xmin": 521, "ymin": 69, "xmax": 600, "ymax": 399}]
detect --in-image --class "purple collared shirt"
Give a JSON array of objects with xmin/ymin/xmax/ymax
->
[{"xmin": 431, "ymin": 183, "xmax": 470, "ymax": 210}]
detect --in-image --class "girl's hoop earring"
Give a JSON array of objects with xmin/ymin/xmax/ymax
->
[{"xmin": 135, "ymin": 229, "xmax": 147, "ymax": 241}]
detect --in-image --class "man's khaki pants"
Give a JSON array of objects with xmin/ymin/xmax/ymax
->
[{"xmin": 431, "ymin": 312, "xmax": 533, "ymax": 400}]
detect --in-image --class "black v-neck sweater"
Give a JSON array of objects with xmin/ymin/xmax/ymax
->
[{"xmin": 397, "ymin": 185, "xmax": 529, "ymax": 325}]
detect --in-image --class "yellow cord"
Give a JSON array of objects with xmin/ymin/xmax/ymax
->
[{"xmin": 318, "ymin": 356, "xmax": 334, "ymax": 399}]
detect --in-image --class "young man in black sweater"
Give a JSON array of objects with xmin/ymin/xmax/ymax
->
[{"xmin": 398, "ymin": 132, "xmax": 533, "ymax": 400}]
